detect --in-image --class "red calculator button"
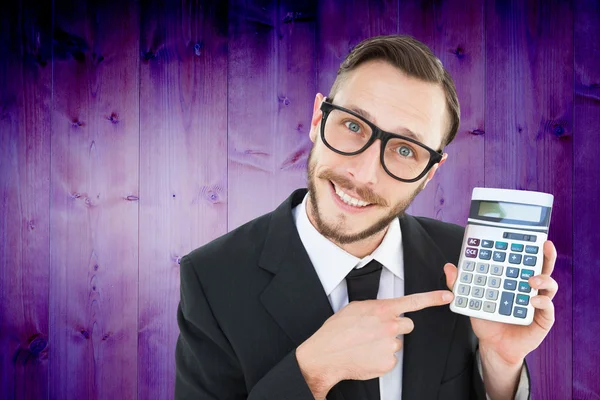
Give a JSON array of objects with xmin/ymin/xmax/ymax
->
[{"xmin": 465, "ymin": 247, "xmax": 478, "ymax": 258}]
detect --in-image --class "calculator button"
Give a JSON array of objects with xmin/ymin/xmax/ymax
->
[
  {"xmin": 472, "ymin": 287, "xmax": 485, "ymax": 298},
  {"xmin": 467, "ymin": 238, "xmax": 480, "ymax": 246},
  {"xmin": 520, "ymin": 269, "xmax": 534, "ymax": 279},
  {"xmin": 483, "ymin": 301, "xmax": 497, "ymax": 313},
  {"xmin": 516, "ymin": 294, "xmax": 530, "ymax": 306},
  {"xmin": 511, "ymin": 243, "xmax": 524, "ymax": 252},
  {"xmin": 490, "ymin": 265, "xmax": 504, "ymax": 276},
  {"xmin": 468, "ymin": 299, "xmax": 482, "ymax": 310},
  {"xmin": 513, "ymin": 307, "xmax": 527, "ymax": 318},
  {"xmin": 479, "ymin": 249, "xmax": 492, "ymax": 260},
  {"xmin": 509, "ymin": 253, "xmax": 522, "ymax": 264},
  {"xmin": 495, "ymin": 241, "xmax": 508, "ymax": 250},
  {"xmin": 525, "ymin": 245, "xmax": 539, "ymax": 254},
  {"xmin": 462, "ymin": 261, "xmax": 475, "ymax": 271},
  {"xmin": 518, "ymin": 282, "xmax": 531, "ymax": 293},
  {"xmin": 465, "ymin": 247, "xmax": 478, "ymax": 258},
  {"xmin": 485, "ymin": 289, "xmax": 499, "ymax": 301},
  {"xmin": 488, "ymin": 277, "xmax": 501, "ymax": 288},
  {"xmin": 481, "ymin": 240, "xmax": 494, "ymax": 248},
  {"xmin": 503, "ymin": 279, "xmax": 517, "ymax": 290},
  {"xmin": 492, "ymin": 251, "xmax": 506, "ymax": 262},
  {"xmin": 455, "ymin": 296, "xmax": 468, "ymax": 308},
  {"xmin": 458, "ymin": 284, "xmax": 471, "ymax": 296},
  {"xmin": 523, "ymin": 256, "xmax": 537, "ymax": 266},
  {"xmin": 506, "ymin": 267, "xmax": 519, "ymax": 278},
  {"xmin": 499, "ymin": 292, "xmax": 515, "ymax": 316},
  {"xmin": 476, "ymin": 263, "xmax": 489, "ymax": 274},
  {"xmin": 474, "ymin": 275, "xmax": 487, "ymax": 286},
  {"xmin": 460, "ymin": 273, "xmax": 473, "ymax": 284}
]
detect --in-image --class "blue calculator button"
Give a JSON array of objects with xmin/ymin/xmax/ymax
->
[
  {"xmin": 525, "ymin": 245, "xmax": 539, "ymax": 254},
  {"xmin": 509, "ymin": 253, "xmax": 522, "ymax": 264},
  {"xmin": 523, "ymin": 255, "xmax": 537, "ymax": 266},
  {"xmin": 518, "ymin": 281, "xmax": 531, "ymax": 293},
  {"xmin": 516, "ymin": 294, "xmax": 530, "ymax": 306},
  {"xmin": 511, "ymin": 243, "xmax": 524, "ymax": 252},
  {"xmin": 479, "ymin": 249, "xmax": 492, "ymax": 260},
  {"xmin": 493, "ymin": 251, "xmax": 506, "ymax": 262},
  {"xmin": 506, "ymin": 267, "xmax": 519, "ymax": 278},
  {"xmin": 481, "ymin": 240, "xmax": 494, "ymax": 248},
  {"xmin": 503, "ymin": 279, "xmax": 517, "ymax": 290},
  {"xmin": 495, "ymin": 241, "xmax": 508, "ymax": 250},
  {"xmin": 499, "ymin": 292, "xmax": 515, "ymax": 316},
  {"xmin": 520, "ymin": 269, "xmax": 534, "ymax": 279},
  {"xmin": 513, "ymin": 306, "xmax": 527, "ymax": 319}
]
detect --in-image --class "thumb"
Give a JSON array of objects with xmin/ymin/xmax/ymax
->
[{"xmin": 443, "ymin": 263, "xmax": 458, "ymax": 290}]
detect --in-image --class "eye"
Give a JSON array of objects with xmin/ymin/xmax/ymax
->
[
  {"xmin": 344, "ymin": 120, "xmax": 361, "ymax": 133},
  {"xmin": 397, "ymin": 145, "xmax": 414, "ymax": 158}
]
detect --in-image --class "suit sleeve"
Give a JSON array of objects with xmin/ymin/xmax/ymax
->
[
  {"xmin": 175, "ymin": 255, "xmax": 316, "ymax": 400},
  {"xmin": 475, "ymin": 348, "xmax": 531, "ymax": 400}
]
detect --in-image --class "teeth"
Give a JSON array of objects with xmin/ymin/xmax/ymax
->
[{"xmin": 333, "ymin": 184, "xmax": 371, "ymax": 207}]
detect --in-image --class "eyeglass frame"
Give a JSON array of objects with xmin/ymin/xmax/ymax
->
[{"xmin": 319, "ymin": 97, "xmax": 445, "ymax": 183}]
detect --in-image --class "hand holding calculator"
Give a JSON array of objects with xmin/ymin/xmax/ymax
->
[{"xmin": 449, "ymin": 187, "xmax": 554, "ymax": 326}]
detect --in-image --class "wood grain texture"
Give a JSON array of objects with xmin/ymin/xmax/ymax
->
[
  {"xmin": 49, "ymin": 0, "xmax": 140, "ymax": 398},
  {"xmin": 485, "ymin": 1, "xmax": 573, "ymax": 398},
  {"xmin": 0, "ymin": 0, "xmax": 52, "ymax": 398},
  {"xmin": 138, "ymin": 0, "xmax": 228, "ymax": 398},
  {"xmin": 401, "ymin": 0, "xmax": 485, "ymax": 226},
  {"xmin": 227, "ymin": 0, "xmax": 316, "ymax": 230},
  {"xmin": 574, "ymin": 0, "xmax": 600, "ymax": 398},
  {"xmin": 317, "ymin": 0, "xmax": 397, "ymax": 95}
]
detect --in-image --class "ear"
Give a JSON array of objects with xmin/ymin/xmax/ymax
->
[
  {"xmin": 422, "ymin": 152, "xmax": 448, "ymax": 190},
  {"xmin": 309, "ymin": 93, "xmax": 325, "ymax": 143}
]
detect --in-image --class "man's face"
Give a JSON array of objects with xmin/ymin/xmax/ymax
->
[{"xmin": 306, "ymin": 59, "xmax": 449, "ymax": 245}]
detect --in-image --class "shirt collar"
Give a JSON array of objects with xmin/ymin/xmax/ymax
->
[{"xmin": 292, "ymin": 191, "xmax": 404, "ymax": 296}]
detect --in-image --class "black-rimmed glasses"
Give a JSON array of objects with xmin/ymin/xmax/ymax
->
[{"xmin": 319, "ymin": 98, "xmax": 444, "ymax": 183}]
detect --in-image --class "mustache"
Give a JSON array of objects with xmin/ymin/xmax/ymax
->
[{"xmin": 318, "ymin": 169, "xmax": 388, "ymax": 207}]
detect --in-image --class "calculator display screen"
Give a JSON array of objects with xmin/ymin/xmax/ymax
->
[{"xmin": 478, "ymin": 201, "xmax": 542, "ymax": 223}]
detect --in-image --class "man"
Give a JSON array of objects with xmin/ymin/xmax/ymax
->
[{"xmin": 175, "ymin": 35, "xmax": 558, "ymax": 399}]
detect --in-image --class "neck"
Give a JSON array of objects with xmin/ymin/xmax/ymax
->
[{"xmin": 305, "ymin": 196, "xmax": 389, "ymax": 259}]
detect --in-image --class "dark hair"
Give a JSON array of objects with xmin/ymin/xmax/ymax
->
[{"xmin": 329, "ymin": 35, "xmax": 460, "ymax": 149}]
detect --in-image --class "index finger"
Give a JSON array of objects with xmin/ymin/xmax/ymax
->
[{"xmin": 381, "ymin": 290, "xmax": 453, "ymax": 315}]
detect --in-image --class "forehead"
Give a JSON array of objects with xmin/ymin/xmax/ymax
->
[{"xmin": 332, "ymin": 60, "xmax": 448, "ymax": 149}]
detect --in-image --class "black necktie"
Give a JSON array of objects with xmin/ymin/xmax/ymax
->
[{"xmin": 345, "ymin": 259, "xmax": 383, "ymax": 400}]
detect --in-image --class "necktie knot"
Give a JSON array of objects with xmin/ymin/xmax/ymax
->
[{"xmin": 346, "ymin": 259, "xmax": 383, "ymax": 302}]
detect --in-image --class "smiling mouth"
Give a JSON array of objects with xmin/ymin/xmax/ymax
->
[{"xmin": 329, "ymin": 180, "xmax": 374, "ymax": 208}]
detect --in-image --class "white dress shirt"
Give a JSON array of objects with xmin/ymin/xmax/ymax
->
[{"xmin": 292, "ymin": 191, "xmax": 529, "ymax": 399}]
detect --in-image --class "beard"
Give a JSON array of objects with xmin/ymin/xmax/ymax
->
[{"xmin": 306, "ymin": 145, "xmax": 426, "ymax": 245}]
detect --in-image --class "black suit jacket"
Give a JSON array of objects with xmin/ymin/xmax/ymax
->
[{"xmin": 175, "ymin": 188, "xmax": 530, "ymax": 399}]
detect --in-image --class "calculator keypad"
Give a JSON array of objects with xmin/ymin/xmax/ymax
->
[{"xmin": 457, "ymin": 236, "xmax": 539, "ymax": 321}]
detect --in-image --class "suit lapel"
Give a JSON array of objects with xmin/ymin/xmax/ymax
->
[
  {"xmin": 258, "ymin": 189, "xmax": 335, "ymax": 347},
  {"xmin": 400, "ymin": 214, "xmax": 457, "ymax": 399},
  {"xmin": 257, "ymin": 189, "xmax": 367, "ymax": 400}
]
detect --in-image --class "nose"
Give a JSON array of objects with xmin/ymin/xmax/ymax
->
[{"xmin": 346, "ymin": 140, "xmax": 382, "ymax": 186}]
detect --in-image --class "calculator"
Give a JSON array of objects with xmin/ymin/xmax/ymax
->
[{"xmin": 449, "ymin": 187, "xmax": 554, "ymax": 325}]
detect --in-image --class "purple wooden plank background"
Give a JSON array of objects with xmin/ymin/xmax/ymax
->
[
  {"xmin": 0, "ymin": 0, "xmax": 598, "ymax": 399},
  {"xmin": 138, "ymin": 0, "xmax": 228, "ymax": 398},
  {"xmin": 0, "ymin": 0, "xmax": 52, "ymax": 398},
  {"xmin": 485, "ymin": 1, "xmax": 573, "ymax": 398},
  {"xmin": 49, "ymin": 0, "xmax": 140, "ymax": 397},
  {"xmin": 574, "ymin": 0, "xmax": 600, "ymax": 398},
  {"xmin": 400, "ymin": 0, "xmax": 485, "ymax": 225}
]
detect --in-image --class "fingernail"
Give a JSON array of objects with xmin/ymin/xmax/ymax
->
[{"xmin": 443, "ymin": 292, "xmax": 453, "ymax": 301}]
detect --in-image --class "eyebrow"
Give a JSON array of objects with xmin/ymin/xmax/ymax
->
[{"xmin": 345, "ymin": 104, "xmax": 426, "ymax": 144}]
